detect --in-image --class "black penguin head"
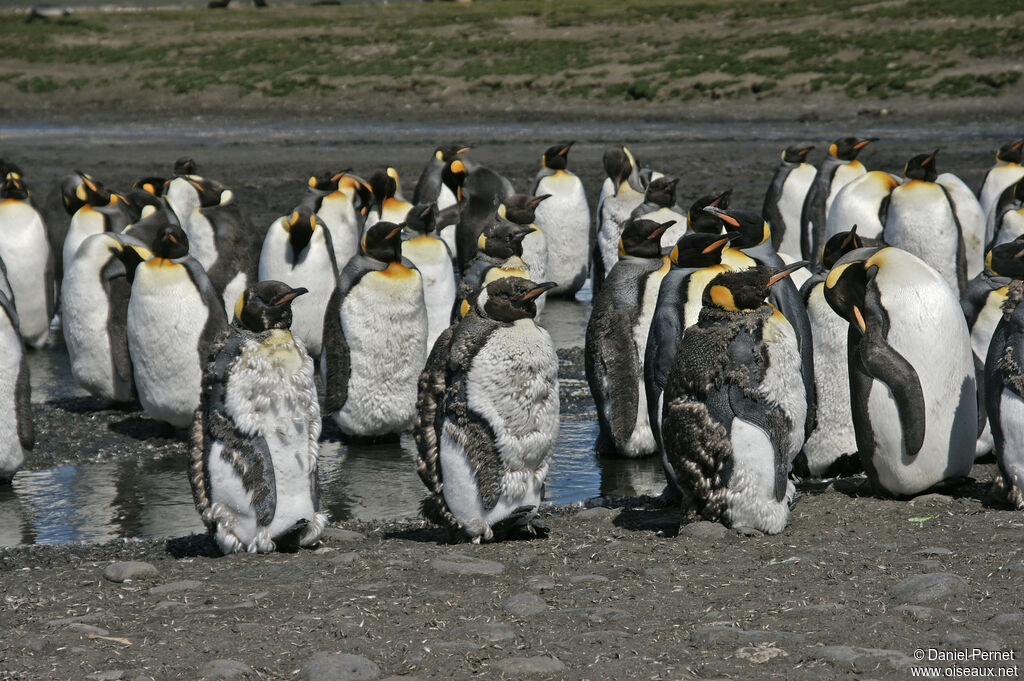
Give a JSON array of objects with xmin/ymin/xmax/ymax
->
[
  {"xmin": 73, "ymin": 171, "xmax": 113, "ymax": 207},
  {"xmin": 283, "ymin": 206, "xmax": 320, "ymax": 259},
  {"xmin": 479, "ymin": 216, "xmax": 531, "ymax": 259},
  {"xmin": 122, "ymin": 187, "xmax": 163, "ymax": 222},
  {"xmin": 133, "ymin": 176, "xmax": 166, "ymax": 197},
  {"xmin": 821, "ymin": 224, "xmax": 865, "ymax": 270},
  {"xmin": 687, "ymin": 189, "xmax": 732, "ymax": 234},
  {"xmin": 996, "ymin": 139, "xmax": 1024, "ymax": 164},
  {"xmin": 0, "ymin": 174, "xmax": 30, "ymax": 202},
  {"xmin": 478, "ymin": 277, "xmax": 556, "ymax": 322},
  {"xmin": 782, "ymin": 144, "xmax": 814, "ymax": 163},
  {"xmin": 187, "ymin": 177, "xmax": 232, "ymax": 208},
  {"xmin": 403, "ymin": 202, "xmax": 438, "ymax": 235},
  {"xmin": 435, "ymin": 145, "xmax": 470, "ymax": 163},
  {"xmin": 151, "ymin": 222, "xmax": 190, "ymax": 260},
  {"xmin": 822, "ymin": 247, "xmax": 882, "ymax": 332},
  {"xmin": 603, "ymin": 146, "xmax": 636, "ymax": 186},
  {"xmin": 499, "ymin": 194, "xmax": 549, "ymax": 225},
  {"xmin": 307, "ymin": 169, "xmax": 350, "ymax": 193},
  {"xmin": 670, "ymin": 231, "xmax": 738, "ymax": 268},
  {"xmin": 368, "ymin": 167, "xmax": 400, "ymax": 207},
  {"xmin": 704, "ymin": 262, "xmax": 809, "ymax": 312},
  {"xmin": 541, "ymin": 141, "xmax": 573, "ymax": 170},
  {"xmin": 233, "ymin": 281, "xmax": 307, "ymax": 332},
  {"xmin": 645, "ymin": 177, "xmax": 679, "ymax": 208},
  {"xmin": 829, "ymin": 137, "xmax": 876, "ymax": 162},
  {"xmin": 0, "ymin": 159, "xmax": 23, "ymax": 179},
  {"xmin": 361, "ymin": 221, "xmax": 403, "ymax": 262},
  {"xmin": 986, "ymin": 237, "xmax": 1024, "ymax": 279},
  {"xmin": 703, "ymin": 206, "xmax": 770, "ymax": 248},
  {"xmin": 442, "ymin": 159, "xmax": 468, "ymax": 200},
  {"xmin": 904, "ymin": 150, "xmax": 939, "ymax": 182},
  {"xmin": 174, "ymin": 157, "xmax": 199, "ymax": 176},
  {"xmin": 619, "ymin": 218, "xmax": 671, "ymax": 259}
]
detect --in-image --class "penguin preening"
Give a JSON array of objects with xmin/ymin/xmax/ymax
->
[
  {"xmin": 190, "ymin": 280, "xmax": 327, "ymax": 554},
  {"xmin": 531, "ymin": 141, "xmax": 590, "ymax": 297},
  {"xmin": 661, "ymin": 262, "xmax": 809, "ymax": 534},
  {"xmin": 763, "ymin": 144, "xmax": 815, "ymax": 259},
  {"xmin": 800, "ymin": 136, "xmax": 876, "ymax": 261},
  {"xmin": 415, "ymin": 276, "xmax": 559, "ymax": 543}
]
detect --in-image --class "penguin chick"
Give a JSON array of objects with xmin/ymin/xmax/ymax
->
[
  {"xmin": 415, "ymin": 276, "xmax": 559, "ymax": 543},
  {"xmin": 190, "ymin": 281, "xmax": 327, "ymax": 554}
]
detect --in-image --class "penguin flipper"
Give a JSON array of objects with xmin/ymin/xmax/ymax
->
[
  {"xmin": 585, "ymin": 307, "xmax": 640, "ymax": 454},
  {"xmin": 414, "ymin": 322, "xmax": 456, "ymax": 520},
  {"xmin": 727, "ymin": 383, "xmax": 792, "ymax": 503},
  {"xmin": 101, "ymin": 265, "xmax": 133, "ymax": 390},
  {"xmin": 321, "ymin": 287, "xmax": 351, "ymax": 414},
  {"xmin": 16, "ymin": 350, "xmax": 34, "ymax": 450},
  {"xmin": 763, "ymin": 176, "xmax": 788, "ymax": 253},
  {"xmin": 857, "ymin": 327, "xmax": 926, "ymax": 457},
  {"xmin": 180, "ymin": 256, "xmax": 229, "ymax": 360}
]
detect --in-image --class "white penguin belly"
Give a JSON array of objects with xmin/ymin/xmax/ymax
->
[
  {"xmin": 402, "ymin": 235, "xmax": 456, "ymax": 350},
  {"xmin": 885, "ymin": 183, "xmax": 961, "ymax": 292},
  {"xmin": 128, "ymin": 265, "xmax": 209, "ymax": 427},
  {"xmin": 535, "ymin": 172, "xmax": 590, "ymax": 295},
  {"xmin": 825, "ymin": 162, "xmax": 866, "ymax": 218},
  {"xmin": 980, "ymin": 164, "xmax": 1024, "ymax": 225},
  {"xmin": 335, "ymin": 265, "xmax": 427, "ymax": 436},
  {"xmin": 725, "ymin": 419, "xmax": 793, "ymax": 535},
  {"xmin": 825, "ymin": 171, "xmax": 896, "ymax": 242},
  {"xmin": 61, "ymin": 248, "xmax": 120, "ymax": 401},
  {"xmin": 777, "ymin": 164, "xmax": 816, "ymax": 258},
  {"xmin": 317, "ymin": 193, "xmax": 361, "ymax": 271},
  {"xmin": 938, "ymin": 173, "xmax": 986, "ymax": 278},
  {"xmin": 623, "ymin": 262, "xmax": 669, "ymax": 457},
  {"xmin": 206, "ymin": 440, "xmax": 261, "ymax": 553},
  {"xmin": 972, "ymin": 290, "xmax": 1007, "ymax": 362},
  {"xmin": 63, "ymin": 207, "xmax": 106, "ymax": 272},
  {"xmin": 598, "ymin": 190, "xmax": 643, "ymax": 275},
  {"xmin": 998, "ymin": 388, "xmax": 1024, "ymax": 499},
  {"xmin": 761, "ymin": 310, "xmax": 807, "ymax": 463},
  {"xmin": 995, "ymin": 210, "xmax": 1024, "ymax": 247},
  {"xmin": 184, "ymin": 210, "xmax": 218, "ymax": 272},
  {"xmin": 0, "ymin": 200, "xmax": 51, "ymax": 348},
  {"xmin": 0, "ymin": 316, "xmax": 26, "ymax": 478},
  {"xmin": 165, "ymin": 177, "xmax": 200, "ymax": 226}
]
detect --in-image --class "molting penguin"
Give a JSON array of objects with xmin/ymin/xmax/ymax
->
[
  {"xmin": 531, "ymin": 141, "xmax": 590, "ymax": 297},
  {"xmin": 0, "ymin": 173, "xmax": 54, "ymax": 348},
  {"xmin": 585, "ymin": 217, "xmax": 672, "ymax": 458},
  {"xmin": 321, "ymin": 221, "xmax": 428, "ymax": 440},
  {"xmin": 306, "ymin": 170, "xmax": 372, "ymax": 273},
  {"xmin": 499, "ymin": 194, "xmax": 549, "ymax": 316},
  {"xmin": 800, "ymin": 136, "xmax": 875, "ymax": 261},
  {"xmin": 979, "ymin": 138, "xmax": 1024, "ymax": 223},
  {"xmin": 258, "ymin": 205, "xmax": 338, "ymax": 358},
  {"xmin": 884, "ymin": 151, "xmax": 967, "ymax": 294},
  {"xmin": 0, "ymin": 261, "xmax": 33, "ymax": 482},
  {"xmin": 415, "ymin": 276, "xmax": 558, "ymax": 543},
  {"xmin": 824, "ymin": 246, "xmax": 976, "ymax": 496},
  {"xmin": 661, "ymin": 262, "xmax": 810, "ymax": 534},
  {"xmin": 126, "ymin": 220, "xmax": 228, "ymax": 428},
  {"xmin": 365, "ymin": 167, "xmax": 413, "ymax": 229},
  {"xmin": 763, "ymin": 144, "xmax": 815, "ymax": 259},
  {"xmin": 824, "ymin": 170, "xmax": 900, "ymax": 243},
  {"xmin": 594, "ymin": 146, "xmax": 647, "ymax": 293},
  {"xmin": 632, "ymin": 177, "xmax": 687, "ymax": 249},
  {"xmin": 400, "ymin": 202, "xmax": 456, "ymax": 350},
  {"xmin": 190, "ymin": 280, "xmax": 327, "ymax": 554},
  {"xmin": 454, "ymin": 216, "xmax": 533, "ymax": 321}
]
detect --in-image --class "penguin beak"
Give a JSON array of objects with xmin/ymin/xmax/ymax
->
[
  {"xmin": 767, "ymin": 261, "xmax": 810, "ymax": 287},
  {"xmin": 517, "ymin": 281, "xmax": 557, "ymax": 301},
  {"xmin": 531, "ymin": 194, "xmax": 552, "ymax": 208},
  {"xmin": 648, "ymin": 221, "xmax": 674, "ymax": 240},
  {"xmin": 840, "ymin": 225, "xmax": 861, "ymax": 250},
  {"xmin": 924, "ymin": 149, "xmax": 939, "ymax": 165},
  {"xmin": 799, "ymin": 146, "xmax": 814, "ymax": 157},
  {"xmin": 710, "ymin": 189, "xmax": 732, "ymax": 208},
  {"xmin": 703, "ymin": 206, "xmax": 739, "ymax": 227},
  {"xmin": 330, "ymin": 168, "xmax": 352, "ymax": 183},
  {"xmin": 852, "ymin": 305, "xmax": 867, "ymax": 332},
  {"xmin": 703, "ymin": 231, "xmax": 739, "ymax": 253},
  {"xmin": 558, "ymin": 142, "xmax": 574, "ymax": 156},
  {"xmin": 853, "ymin": 138, "xmax": 878, "ymax": 150},
  {"xmin": 273, "ymin": 288, "xmax": 308, "ymax": 306},
  {"xmin": 457, "ymin": 146, "xmax": 471, "ymax": 155},
  {"xmin": 386, "ymin": 226, "xmax": 402, "ymax": 240}
]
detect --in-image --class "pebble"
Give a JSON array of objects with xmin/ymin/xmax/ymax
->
[
  {"xmin": 889, "ymin": 573, "xmax": 968, "ymax": 604},
  {"xmin": 453, "ymin": 622, "xmax": 516, "ymax": 643},
  {"xmin": 1000, "ymin": 559, "xmax": 1024, "ymax": 573},
  {"xmin": 578, "ymin": 506, "xmax": 616, "ymax": 520},
  {"xmin": 941, "ymin": 630, "xmax": 1003, "ymax": 651},
  {"xmin": 505, "ymin": 593, "xmax": 547, "ymax": 617},
  {"xmin": 493, "ymin": 656, "xmax": 566, "ymax": 675},
  {"xmin": 380, "ymin": 677, "xmax": 421, "ymax": 681},
  {"xmin": 560, "ymin": 606, "xmax": 628, "ymax": 622},
  {"xmin": 85, "ymin": 672, "xmax": 124, "ymax": 680},
  {"xmin": 896, "ymin": 605, "xmax": 937, "ymax": 621},
  {"xmin": 200, "ymin": 659, "xmax": 253, "ymax": 680},
  {"xmin": 103, "ymin": 561, "xmax": 159, "ymax": 583},
  {"xmin": 322, "ymin": 528, "xmax": 365, "ymax": 543},
  {"xmin": 430, "ymin": 554, "xmax": 504, "ymax": 576},
  {"xmin": 331, "ymin": 552, "xmax": 359, "ymax": 566},
  {"xmin": 47, "ymin": 613, "xmax": 104, "ymax": 627},
  {"xmin": 816, "ymin": 645, "xmax": 913, "ymax": 669},
  {"xmin": 431, "ymin": 640, "xmax": 479, "ymax": 651},
  {"xmin": 690, "ymin": 627, "xmax": 803, "ymax": 645},
  {"xmin": 733, "ymin": 526, "xmax": 763, "ymax": 537},
  {"xmin": 149, "ymin": 580, "xmax": 202, "ymax": 596},
  {"xmin": 20, "ymin": 636, "xmax": 51, "ymax": 653},
  {"xmin": 68, "ymin": 623, "xmax": 110, "ymax": 636},
  {"xmin": 681, "ymin": 521, "xmax": 727, "ymax": 540},
  {"xmin": 569, "ymin": 574, "xmax": 608, "ymax": 584},
  {"xmin": 154, "ymin": 601, "xmax": 185, "ymax": 612},
  {"xmin": 301, "ymin": 652, "xmax": 380, "ymax": 681},
  {"xmin": 786, "ymin": 603, "xmax": 846, "ymax": 616},
  {"xmin": 991, "ymin": 613, "xmax": 1023, "ymax": 626},
  {"xmin": 918, "ymin": 547, "xmax": 953, "ymax": 556},
  {"xmin": 909, "ymin": 493, "xmax": 953, "ymax": 506},
  {"xmin": 525, "ymin": 576, "xmax": 555, "ymax": 591}
]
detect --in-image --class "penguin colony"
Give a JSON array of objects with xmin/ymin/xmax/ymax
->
[{"xmin": 1, "ymin": 136, "xmax": 1022, "ymax": 549}]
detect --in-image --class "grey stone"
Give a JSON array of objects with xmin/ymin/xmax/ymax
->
[
  {"xmin": 569, "ymin": 574, "xmax": 608, "ymax": 584},
  {"xmin": 68, "ymin": 623, "xmax": 109, "ymax": 636},
  {"xmin": 387, "ymin": 559, "xmax": 413, "ymax": 568},
  {"xmin": 431, "ymin": 640, "xmax": 480, "ymax": 651},
  {"xmin": 918, "ymin": 547, "xmax": 953, "ymax": 556},
  {"xmin": 454, "ymin": 622, "xmax": 515, "ymax": 643},
  {"xmin": 47, "ymin": 613, "xmax": 104, "ymax": 627},
  {"xmin": 681, "ymin": 521, "xmax": 727, "ymax": 540},
  {"xmin": 494, "ymin": 656, "xmax": 566, "ymax": 675},
  {"xmin": 331, "ymin": 552, "xmax": 359, "ymax": 566},
  {"xmin": 150, "ymin": 580, "xmax": 202, "ymax": 596},
  {"xmin": 505, "ymin": 592, "xmax": 546, "ymax": 617},
  {"xmin": 322, "ymin": 528, "xmax": 365, "ymax": 543},
  {"xmin": 517, "ymin": 553, "xmax": 539, "ymax": 566},
  {"xmin": 201, "ymin": 659, "xmax": 253, "ymax": 680},
  {"xmin": 941, "ymin": 631, "xmax": 1002, "ymax": 651},
  {"xmin": 909, "ymin": 493, "xmax": 953, "ymax": 505},
  {"xmin": 154, "ymin": 600, "xmax": 185, "ymax": 611},
  {"xmin": 816, "ymin": 646, "xmax": 913, "ymax": 669},
  {"xmin": 133, "ymin": 676, "xmax": 156, "ymax": 681},
  {"xmin": 301, "ymin": 652, "xmax": 380, "ymax": 681},
  {"xmin": 85, "ymin": 672, "xmax": 124, "ymax": 681},
  {"xmin": 578, "ymin": 507, "xmax": 615, "ymax": 520},
  {"xmin": 690, "ymin": 626, "xmax": 803, "ymax": 645},
  {"xmin": 786, "ymin": 603, "xmax": 846, "ymax": 616},
  {"xmin": 430, "ymin": 554, "xmax": 504, "ymax": 576},
  {"xmin": 889, "ymin": 573, "xmax": 968, "ymax": 604},
  {"xmin": 560, "ymin": 607, "xmax": 628, "ymax": 622},
  {"xmin": 380, "ymin": 678, "xmax": 422, "ymax": 681},
  {"xmin": 103, "ymin": 561, "xmax": 159, "ymax": 583},
  {"xmin": 991, "ymin": 613, "xmax": 1023, "ymax": 626},
  {"xmin": 896, "ymin": 605, "xmax": 938, "ymax": 621},
  {"xmin": 733, "ymin": 526, "xmax": 764, "ymax": 537},
  {"xmin": 525, "ymin": 576, "xmax": 555, "ymax": 591},
  {"xmin": 1000, "ymin": 559, "xmax": 1024, "ymax": 573},
  {"xmin": 20, "ymin": 636, "xmax": 52, "ymax": 653}
]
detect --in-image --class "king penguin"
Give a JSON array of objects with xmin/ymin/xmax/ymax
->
[
  {"xmin": 979, "ymin": 138, "xmax": 1024, "ymax": 223},
  {"xmin": 126, "ymin": 219, "xmax": 229, "ymax": 428},
  {"xmin": 984, "ymin": 273, "xmax": 1024, "ymax": 508},
  {"xmin": 400, "ymin": 202, "xmax": 457, "ymax": 350},
  {"xmin": 594, "ymin": 146, "xmax": 647, "ymax": 293},
  {"xmin": 632, "ymin": 177, "xmax": 687, "ymax": 249},
  {"xmin": 413, "ymin": 146, "xmax": 470, "ymax": 257},
  {"xmin": 0, "ymin": 260, "xmax": 33, "ymax": 482},
  {"xmin": 454, "ymin": 216, "xmax": 533, "ymax": 321},
  {"xmin": 321, "ymin": 221, "xmax": 428, "ymax": 440},
  {"xmin": 61, "ymin": 172, "xmax": 132, "ymax": 277},
  {"xmin": 415, "ymin": 276, "xmax": 559, "ymax": 542},
  {"xmin": 661, "ymin": 262, "xmax": 809, "ymax": 534},
  {"xmin": 498, "ymin": 194, "xmax": 549, "ymax": 316},
  {"xmin": 306, "ymin": 170, "xmax": 372, "ymax": 274},
  {"xmin": 445, "ymin": 158, "xmax": 515, "ymax": 273},
  {"xmin": 686, "ymin": 189, "xmax": 733, "ymax": 235},
  {"xmin": 800, "ymin": 136, "xmax": 876, "ymax": 261},
  {"xmin": 258, "ymin": 205, "xmax": 338, "ymax": 359},
  {"xmin": 365, "ymin": 167, "xmax": 413, "ymax": 229},
  {"xmin": 585, "ymin": 217, "xmax": 673, "ymax": 458},
  {"xmin": 763, "ymin": 144, "xmax": 815, "ymax": 259},
  {"xmin": 531, "ymin": 141, "xmax": 590, "ymax": 297},
  {"xmin": 824, "ymin": 246, "xmax": 976, "ymax": 496},
  {"xmin": 824, "ymin": 170, "xmax": 900, "ymax": 243},
  {"xmin": 990, "ymin": 178, "xmax": 1024, "ymax": 247},
  {"xmin": 0, "ymin": 172, "xmax": 54, "ymax": 349},
  {"xmin": 189, "ymin": 280, "xmax": 327, "ymax": 554}
]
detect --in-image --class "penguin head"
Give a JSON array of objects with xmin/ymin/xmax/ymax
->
[
  {"xmin": 618, "ymin": 218, "xmax": 671, "ymax": 259},
  {"xmin": 829, "ymin": 137, "xmax": 876, "ymax": 162},
  {"xmin": 361, "ymin": 221, "xmax": 403, "ymax": 262},
  {"xmin": 782, "ymin": 144, "xmax": 814, "ymax": 163},
  {"xmin": 821, "ymin": 224, "xmax": 864, "ymax": 270},
  {"xmin": 174, "ymin": 157, "xmax": 199, "ymax": 176},
  {"xmin": 151, "ymin": 222, "xmax": 190, "ymax": 260},
  {"xmin": 368, "ymin": 167, "xmax": 400, "ymax": 207},
  {"xmin": 307, "ymin": 168, "xmax": 350, "ymax": 193},
  {"xmin": 644, "ymin": 177, "xmax": 679, "ymax": 208},
  {"xmin": 603, "ymin": 146, "xmax": 636, "ymax": 186},
  {"xmin": 0, "ymin": 174, "xmax": 30, "ymax": 202},
  {"xmin": 704, "ymin": 262, "xmax": 809, "ymax": 312},
  {"xmin": 670, "ymin": 231, "xmax": 739, "ymax": 268},
  {"xmin": 986, "ymin": 237, "xmax": 1024, "ymax": 279},
  {"xmin": 187, "ymin": 177, "xmax": 232, "ymax": 208},
  {"xmin": 703, "ymin": 206, "xmax": 770, "ymax": 248},
  {"xmin": 435, "ymin": 145, "xmax": 470, "ymax": 163},
  {"xmin": 442, "ymin": 159, "xmax": 468, "ymax": 201},
  {"xmin": 498, "ymin": 194, "xmax": 549, "ymax": 225},
  {"xmin": 480, "ymin": 216, "xmax": 531, "ymax": 259},
  {"xmin": 133, "ymin": 176, "xmax": 167, "ymax": 197},
  {"xmin": 478, "ymin": 277, "xmax": 556, "ymax": 322},
  {"xmin": 996, "ymin": 138, "xmax": 1024, "ymax": 164},
  {"xmin": 283, "ymin": 206, "xmax": 320, "ymax": 259},
  {"xmin": 823, "ymin": 248, "xmax": 883, "ymax": 332},
  {"xmin": 0, "ymin": 159, "xmax": 23, "ymax": 180},
  {"xmin": 233, "ymin": 281, "xmax": 308, "ymax": 332},
  {"xmin": 541, "ymin": 141, "xmax": 574, "ymax": 170},
  {"xmin": 687, "ymin": 189, "xmax": 732, "ymax": 234},
  {"xmin": 904, "ymin": 150, "xmax": 939, "ymax": 182},
  {"xmin": 402, "ymin": 202, "xmax": 439, "ymax": 235},
  {"xmin": 122, "ymin": 187, "xmax": 163, "ymax": 222},
  {"xmin": 74, "ymin": 171, "xmax": 113, "ymax": 207}
]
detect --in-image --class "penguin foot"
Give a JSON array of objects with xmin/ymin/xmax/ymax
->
[
  {"xmin": 491, "ymin": 505, "xmax": 546, "ymax": 541},
  {"xmin": 986, "ymin": 475, "xmax": 1024, "ymax": 509},
  {"xmin": 274, "ymin": 520, "xmax": 309, "ymax": 553},
  {"xmin": 300, "ymin": 512, "xmax": 329, "ymax": 548}
]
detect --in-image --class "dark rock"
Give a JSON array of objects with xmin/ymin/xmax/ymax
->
[
  {"xmin": 918, "ymin": 547, "xmax": 953, "ymax": 556},
  {"xmin": 505, "ymin": 592, "xmax": 546, "ymax": 617},
  {"xmin": 103, "ymin": 561, "xmax": 159, "ymax": 583},
  {"xmin": 889, "ymin": 573, "xmax": 968, "ymax": 604},
  {"xmin": 301, "ymin": 652, "xmax": 380, "ymax": 681},
  {"xmin": 430, "ymin": 554, "xmax": 504, "ymax": 576}
]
